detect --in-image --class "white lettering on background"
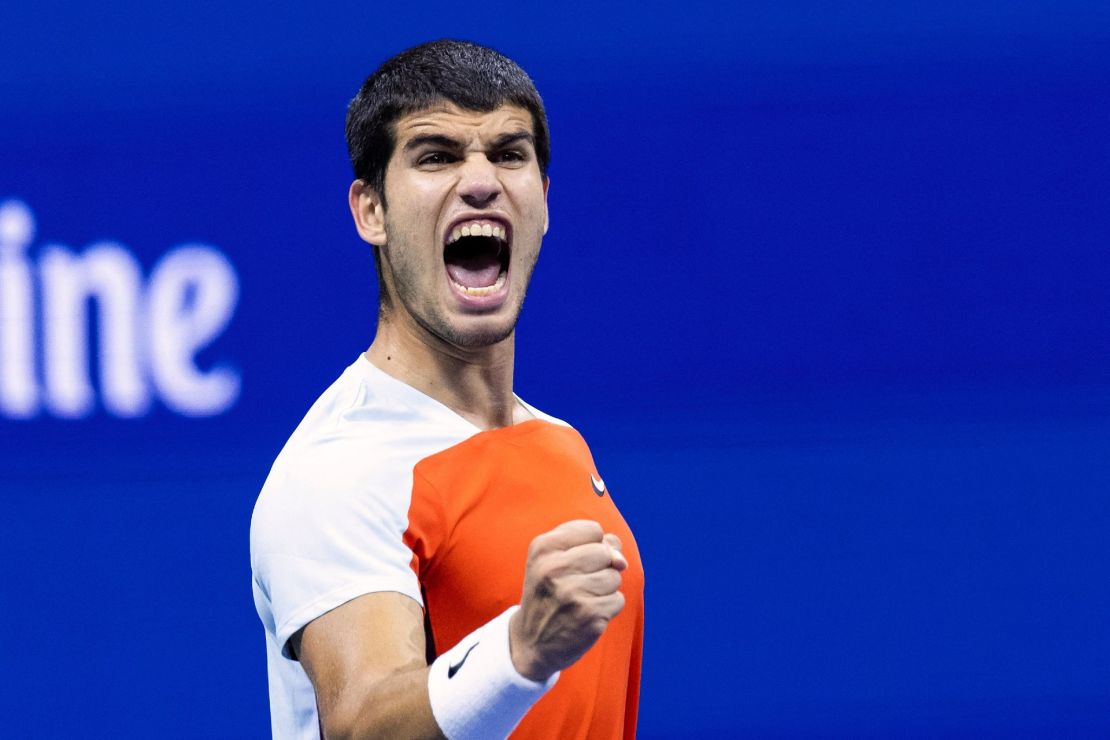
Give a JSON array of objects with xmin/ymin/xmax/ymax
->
[
  {"xmin": 0, "ymin": 198, "xmax": 240, "ymax": 419},
  {"xmin": 0, "ymin": 200, "xmax": 37, "ymax": 418},
  {"xmin": 147, "ymin": 246, "xmax": 240, "ymax": 417},
  {"xmin": 41, "ymin": 242, "xmax": 147, "ymax": 417}
]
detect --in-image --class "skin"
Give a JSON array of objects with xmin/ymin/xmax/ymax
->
[
  {"xmin": 296, "ymin": 103, "xmax": 628, "ymax": 739},
  {"xmin": 351, "ymin": 102, "xmax": 549, "ymax": 431}
]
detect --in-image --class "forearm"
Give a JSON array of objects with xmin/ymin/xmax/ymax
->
[
  {"xmin": 319, "ymin": 607, "xmax": 554, "ymax": 740},
  {"xmin": 323, "ymin": 666, "xmax": 443, "ymax": 740},
  {"xmin": 301, "ymin": 520, "xmax": 623, "ymax": 739}
]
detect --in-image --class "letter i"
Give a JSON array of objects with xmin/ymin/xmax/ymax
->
[{"xmin": 0, "ymin": 200, "xmax": 40, "ymax": 418}]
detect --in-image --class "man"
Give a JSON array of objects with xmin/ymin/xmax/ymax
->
[{"xmin": 251, "ymin": 40, "xmax": 644, "ymax": 739}]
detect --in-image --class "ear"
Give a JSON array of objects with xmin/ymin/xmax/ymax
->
[
  {"xmin": 542, "ymin": 176, "xmax": 550, "ymax": 235},
  {"xmin": 349, "ymin": 180, "xmax": 387, "ymax": 246}
]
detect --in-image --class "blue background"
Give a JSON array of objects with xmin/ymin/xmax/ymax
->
[{"xmin": 3, "ymin": 2, "xmax": 1109, "ymax": 736}]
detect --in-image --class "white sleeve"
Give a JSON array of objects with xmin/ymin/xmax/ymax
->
[{"xmin": 250, "ymin": 440, "xmax": 424, "ymax": 658}]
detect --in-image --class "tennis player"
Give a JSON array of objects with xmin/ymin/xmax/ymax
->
[{"xmin": 251, "ymin": 40, "xmax": 644, "ymax": 739}]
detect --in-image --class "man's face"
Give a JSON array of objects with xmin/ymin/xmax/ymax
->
[{"xmin": 373, "ymin": 103, "xmax": 549, "ymax": 350}]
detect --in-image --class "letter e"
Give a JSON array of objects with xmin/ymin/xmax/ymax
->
[{"xmin": 147, "ymin": 245, "xmax": 240, "ymax": 416}]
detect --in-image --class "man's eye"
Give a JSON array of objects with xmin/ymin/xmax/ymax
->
[
  {"xmin": 418, "ymin": 152, "xmax": 454, "ymax": 166},
  {"xmin": 491, "ymin": 149, "xmax": 526, "ymax": 164}
]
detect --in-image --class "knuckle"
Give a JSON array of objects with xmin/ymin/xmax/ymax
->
[
  {"xmin": 569, "ymin": 519, "xmax": 603, "ymax": 541},
  {"xmin": 544, "ymin": 550, "xmax": 569, "ymax": 577},
  {"xmin": 588, "ymin": 615, "xmax": 609, "ymax": 639},
  {"xmin": 569, "ymin": 598, "xmax": 587, "ymax": 620},
  {"xmin": 529, "ymin": 549, "xmax": 562, "ymax": 579},
  {"xmin": 552, "ymin": 579, "xmax": 575, "ymax": 605},
  {"xmin": 528, "ymin": 534, "xmax": 552, "ymax": 559}
]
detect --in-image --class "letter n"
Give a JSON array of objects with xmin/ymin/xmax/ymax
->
[{"xmin": 40, "ymin": 243, "xmax": 149, "ymax": 418}]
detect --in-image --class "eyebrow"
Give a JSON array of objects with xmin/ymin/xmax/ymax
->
[
  {"xmin": 403, "ymin": 134, "xmax": 461, "ymax": 152},
  {"xmin": 402, "ymin": 130, "xmax": 535, "ymax": 153},
  {"xmin": 490, "ymin": 131, "xmax": 535, "ymax": 149}
]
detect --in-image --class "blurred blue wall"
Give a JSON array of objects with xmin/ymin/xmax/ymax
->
[{"xmin": 2, "ymin": 2, "xmax": 1108, "ymax": 736}]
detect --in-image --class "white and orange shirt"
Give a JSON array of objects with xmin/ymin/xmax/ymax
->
[{"xmin": 251, "ymin": 356, "xmax": 644, "ymax": 739}]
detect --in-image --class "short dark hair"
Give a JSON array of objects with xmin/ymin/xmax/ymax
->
[{"xmin": 345, "ymin": 39, "xmax": 550, "ymax": 202}]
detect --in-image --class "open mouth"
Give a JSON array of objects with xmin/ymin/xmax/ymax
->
[{"xmin": 443, "ymin": 220, "xmax": 511, "ymax": 297}]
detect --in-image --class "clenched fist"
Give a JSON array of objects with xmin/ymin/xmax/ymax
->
[{"xmin": 509, "ymin": 520, "xmax": 628, "ymax": 682}]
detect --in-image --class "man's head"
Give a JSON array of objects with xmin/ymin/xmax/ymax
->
[
  {"xmin": 346, "ymin": 40, "xmax": 550, "ymax": 208},
  {"xmin": 346, "ymin": 41, "xmax": 551, "ymax": 351}
]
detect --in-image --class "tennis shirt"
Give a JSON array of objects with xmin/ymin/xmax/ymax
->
[{"xmin": 250, "ymin": 356, "xmax": 644, "ymax": 739}]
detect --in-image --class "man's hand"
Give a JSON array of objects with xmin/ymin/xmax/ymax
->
[{"xmin": 509, "ymin": 520, "xmax": 628, "ymax": 682}]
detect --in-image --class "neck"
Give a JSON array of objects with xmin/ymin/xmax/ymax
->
[{"xmin": 365, "ymin": 314, "xmax": 529, "ymax": 430}]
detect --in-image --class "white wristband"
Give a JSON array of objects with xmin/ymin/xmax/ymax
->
[{"xmin": 427, "ymin": 605, "xmax": 559, "ymax": 740}]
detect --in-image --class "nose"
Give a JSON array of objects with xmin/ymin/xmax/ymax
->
[{"xmin": 457, "ymin": 155, "xmax": 501, "ymax": 209}]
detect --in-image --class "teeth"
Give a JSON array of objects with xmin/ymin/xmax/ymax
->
[
  {"xmin": 446, "ymin": 220, "xmax": 509, "ymax": 245},
  {"xmin": 453, "ymin": 271, "xmax": 507, "ymax": 297}
]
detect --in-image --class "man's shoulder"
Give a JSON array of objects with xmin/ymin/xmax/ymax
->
[
  {"xmin": 515, "ymin": 396, "xmax": 572, "ymax": 430},
  {"xmin": 275, "ymin": 356, "xmax": 478, "ymax": 461},
  {"xmin": 254, "ymin": 357, "xmax": 478, "ymax": 516}
]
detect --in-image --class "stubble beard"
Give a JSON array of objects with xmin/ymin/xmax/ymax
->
[{"xmin": 384, "ymin": 228, "xmax": 538, "ymax": 351}]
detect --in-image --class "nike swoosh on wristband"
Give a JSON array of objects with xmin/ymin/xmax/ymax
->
[
  {"xmin": 591, "ymin": 473, "xmax": 606, "ymax": 496},
  {"xmin": 447, "ymin": 642, "xmax": 479, "ymax": 678}
]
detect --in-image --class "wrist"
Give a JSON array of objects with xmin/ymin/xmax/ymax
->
[
  {"xmin": 428, "ymin": 606, "xmax": 559, "ymax": 740},
  {"xmin": 508, "ymin": 609, "xmax": 556, "ymax": 683}
]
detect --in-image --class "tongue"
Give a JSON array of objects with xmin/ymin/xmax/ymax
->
[{"xmin": 445, "ymin": 252, "xmax": 502, "ymax": 289}]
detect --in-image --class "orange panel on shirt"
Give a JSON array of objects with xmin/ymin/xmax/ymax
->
[{"xmin": 404, "ymin": 420, "xmax": 644, "ymax": 740}]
